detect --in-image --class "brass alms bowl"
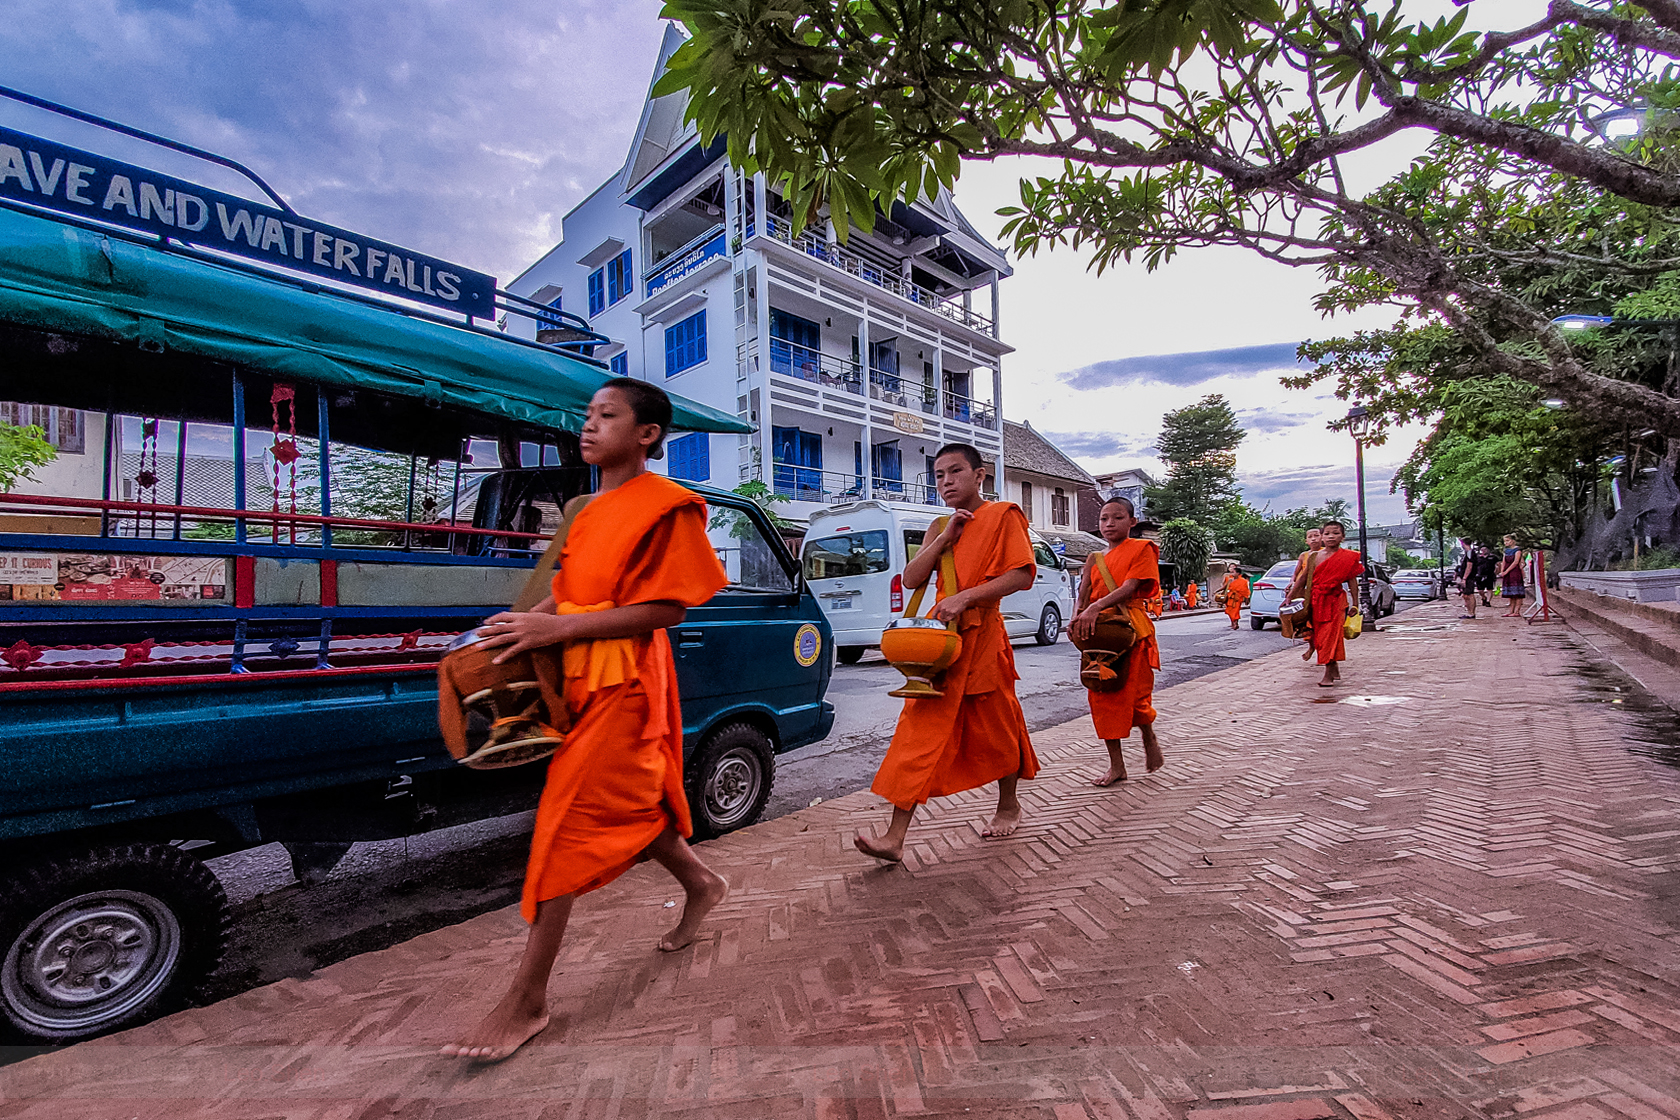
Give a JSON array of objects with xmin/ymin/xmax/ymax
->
[{"xmin": 880, "ymin": 617, "xmax": 963, "ymax": 699}]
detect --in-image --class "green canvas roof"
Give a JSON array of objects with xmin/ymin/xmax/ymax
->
[{"xmin": 0, "ymin": 204, "xmax": 748, "ymax": 435}]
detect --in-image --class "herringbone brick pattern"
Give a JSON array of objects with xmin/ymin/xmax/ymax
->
[{"xmin": 4, "ymin": 604, "xmax": 1678, "ymax": 1120}]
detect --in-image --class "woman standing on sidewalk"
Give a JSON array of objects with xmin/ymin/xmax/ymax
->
[
  {"xmin": 442, "ymin": 380, "xmax": 729, "ymax": 1064},
  {"xmin": 1498, "ymin": 535, "xmax": 1528, "ymax": 617}
]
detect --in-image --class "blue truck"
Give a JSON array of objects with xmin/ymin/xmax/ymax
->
[{"xmin": 0, "ymin": 97, "xmax": 833, "ymax": 1042}]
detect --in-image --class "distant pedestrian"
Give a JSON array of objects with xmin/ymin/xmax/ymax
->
[
  {"xmin": 1185, "ymin": 581, "xmax": 1200, "ymax": 609},
  {"xmin": 1498, "ymin": 535, "xmax": 1528, "ymax": 617},
  {"xmin": 1168, "ymin": 587, "xmax": 1185, "ymax": 611},
  {"xmin": 1456, "ymin": 549, "xmax": 1479, "ymax": 619},
  {"xmin": 1474, "ymin": 546, "xmax": 1497, "ymax": 606},
  {"xmin": 1220, "ymin": 562, "xmax": 1249, "ymax": 630}
]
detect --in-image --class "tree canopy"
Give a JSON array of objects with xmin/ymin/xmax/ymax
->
[
  {"xmin": 658, "ymin": 0, "xmax": 1680, "ymax": 436},
  {"xmin": 1143, "ymin": 393, "xmax": 1244, "ymax": 523},
  {"xmin": 0, "ymin": 422, "xmax": 55, "ymax": 491}
]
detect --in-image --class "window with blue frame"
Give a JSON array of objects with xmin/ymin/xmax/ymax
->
[
  {"xmin": 773, "ymin": 426, "xmax": 823, "ymax": 499},
  {"xmin": 587, "ymin": 269, "xmax": 605, "ymax": 317},
  {"xmin": 664, "ymin": 311, "xmax": 707, "ymax": 377},
  {"xmin": 769, "ymin": 308, "xmax": 821, "ymax": 379},
  {"xmin": 667, "ymin": 432, "xmax": 710, "ymax": 482},
  {"xmin": 607, "ymin": 249, "xmax": 633, "ymax": 305},
  {"xmin": 609, "ymin": 353, "xmax": 628, "ymax": 376}
]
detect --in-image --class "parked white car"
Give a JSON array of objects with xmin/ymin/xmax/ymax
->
[
  {"xmin": 1392, "ymin": 568, "xmax": 1442, "ymax": 600},
  {"xmin": 802, "ymin": 500, "xmax": 1076, "ymax": 664}
]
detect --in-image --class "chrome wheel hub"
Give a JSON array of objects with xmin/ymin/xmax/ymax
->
[{"xmin": 3, "ymin": 890, "xmax": 181, "ymax": 1035}]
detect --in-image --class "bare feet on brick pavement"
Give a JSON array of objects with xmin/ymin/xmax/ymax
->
[
  {"xmin": 855, "ymin": 804, "xmax": 914, "ymax": 862},
  {"xmin": 1093, "ymin": 725, "xmax": 1164, "ymax": 787},
  {"xmin": 981, "ymin": 777, "xmax": 1023, "ymax": 838}
]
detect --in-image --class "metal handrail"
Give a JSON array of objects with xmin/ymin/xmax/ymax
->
[
  {"xmin": 759, "ymin": 214, "xmax": 995, "ymax": 335},
  {"xmin": 0, "ymin": 84, "xmax": 297, "ymax": 214},
  {"xmin": 942, "ymin": 388, "xmax": 997, "ymax": 428},
  {"xmin": 771, "ymin": 466, "xmax": 866, "ymax": 504},
  {"xmin": 770, "ymin": 340, "xmax": 864, "ymax": 393}
]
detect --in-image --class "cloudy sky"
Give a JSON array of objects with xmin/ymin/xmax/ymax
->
[{"xmin": 4, "ymin": 0, "xmax": 1429, "ymax": 523}]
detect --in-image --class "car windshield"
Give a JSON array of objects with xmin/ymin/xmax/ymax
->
[
  {"xmin": 802, "ymin": 529, "xmax": 890, "ymax": 580},
  {"xmin": 1263, "ymin": 561, "xmax": 1297, "ymax": 579}
]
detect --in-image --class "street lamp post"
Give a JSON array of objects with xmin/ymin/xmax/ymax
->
[{"xmin": 1346, "ymin": 405, "xmax": 1376, "ymax": 631}]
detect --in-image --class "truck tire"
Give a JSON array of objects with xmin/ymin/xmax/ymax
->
[
  {"xmin": 837, "ymin": 647, "xmax": 866, "ymax": 665},
  {"xmin": 1034, "ymin": 604, "xmax": 1062, "ymax": 646},
  {"xmin": 0, "ymin": 843, "xmax": 230, "ymax": 1042},
  {"xmin": 686, "ymin": 722, "xmax": 775, "ymax": 841}
]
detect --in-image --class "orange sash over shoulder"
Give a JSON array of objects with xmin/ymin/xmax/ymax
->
[
  {"xmin": 870, "ymin": 501, "xmax": 1040, "ymax": 809},
  {"xmin": 521, "ymin": 472, "xmax": 726, "ymax": 921},
  {"xmin": 1086, "ymin": 539, "xmax": 1161, "ymax": 739}
]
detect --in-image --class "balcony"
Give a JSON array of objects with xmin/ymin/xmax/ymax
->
[
  {"xmin": 771, "ymin": 466, "xmax": 866, "ymax": 504},
  {"xmin": 942, "ymin": 388, "xmax": 996, "ymax": 429},
  {"xmin": 769, "ymin": 338, "xmax": 864, "ymax": 395},
  {"xmin": 644, "ymin": 225, "xmax": 727, "ymax": 297},
  {"xmin": 755, "ymin": 214, "xmax": 996, "ymax": 337},
  {"xmin": 867, "ymin": 370, "xmax": 939, "ymax": 416}
]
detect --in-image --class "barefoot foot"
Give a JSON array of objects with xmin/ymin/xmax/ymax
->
[
  {"xmin": 1091, "ymin": 766, "xmax": 1127, "ymax": 787},
  {"xmin": 981, "ymin": 806, "xmax": 1022, "ymax": 838},
  {"xmin": 440, "ymin": 999, "xmax": 550, "ymax": 1063},
  {"xmin": 1142, "ymin": 732, "xmax": 1164, "ymax": 773},
  {"xmin": 853, "ymin": 831, "xmax": 903, "ymax": 863},
  {"xmin": 659, "ymin": 871, "xmax": 728, "ymax": 952}
]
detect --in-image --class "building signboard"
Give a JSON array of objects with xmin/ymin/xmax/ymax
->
[
  {"xmin": 0, "ymin": 553, "xmax": 227, "ymax": 603},
  {"xmin": 0, "ymin": 125, "xmax": 495, "ymax": 317},
  {"xmin": 892, "ymin": 411, "xmax": 924, "ymax": 434}
]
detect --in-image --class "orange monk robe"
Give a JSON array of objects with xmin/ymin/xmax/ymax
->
[
  {"xmin": 1223, "ymin": 575, "xmax": 1250, "ymax": 622},
  {"xmin": 521, "ymin": 472, "xmax": 726, "ymax": 921},
  {"xmin": 871, "ymin": 501, "xmax": 1041, "ymax": 809},
  {"xmin": 1085, "ymin": 539, "xmax": 1161, "ymax": 740},
  {"xmin": 1309, "ymin": 547, "xmax": 1364, "ymax": 666},
  {"xmin": 1185, "ymin": 581, "xmax": 1200, "ymax": 609}
]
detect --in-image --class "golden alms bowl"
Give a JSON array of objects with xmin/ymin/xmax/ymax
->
[{"xmin": 880, "ymin": 617, "xmax": 963, "ymax": 699}]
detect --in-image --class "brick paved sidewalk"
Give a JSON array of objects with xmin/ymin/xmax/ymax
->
[{"xmin": 5, "ymin": 603, "xmax": 1679, "ymax": 1120}]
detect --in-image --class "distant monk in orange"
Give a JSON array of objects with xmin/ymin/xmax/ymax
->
[
  {"xmin": 1184, "ymin": 580, "xmax": 1200, "ymax": 609},
  {"xmin": 442, "ymin": 379, "xmax": 728, "ymax": 1063},
  {"xmin": 1221, "ymin": 563, "xmax": 1250, "ymax": 630},
  {"xmin": 1072, "ymin": 496, "xmax": 1164, "ymax": 785},
  {"xmin": 856, "ymin": 443, "xmax": 1040, "ymax": 861},
  {"xmin": 1293, "ymin": 520, "xmax": 1364, "ymax": 687}
]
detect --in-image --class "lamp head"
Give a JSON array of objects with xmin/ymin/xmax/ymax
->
[
  {"xmin": 1552, "ymin": 314, "xmax": 1614, "ymax": 331},
  {"xmin": 1345, "ymin": 404, "xmax": 1373, "ymax": 441}
]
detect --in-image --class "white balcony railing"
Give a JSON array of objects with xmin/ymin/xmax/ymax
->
[{"xmin": 754, "ymin": 214, "xmax": 996, "ymax": 337}]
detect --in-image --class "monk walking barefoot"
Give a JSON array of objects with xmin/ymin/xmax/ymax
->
[
  {"xmin": 855, "ymin": 444, "xmax": 1040, "ymax": 859},
  {"xmin": 1073, "ymin": 497, "xmax": 1165, "ymax": 787},
  {"xmin": 442, "ymin": 379, "xmax": 728, "ymax": 1063},
  {"xmin": 1290, "ymin": 520, "xmax": 1363, "ymax": 688}
]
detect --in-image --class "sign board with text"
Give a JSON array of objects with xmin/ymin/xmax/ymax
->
[{"xmin": 0, "ymin": 125, "xmax": 495, "ymax": 316}]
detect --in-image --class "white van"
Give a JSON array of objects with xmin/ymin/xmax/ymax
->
[{"xmin": 801, "ymin": 500, "xmax": 1076, "ymax": 664}]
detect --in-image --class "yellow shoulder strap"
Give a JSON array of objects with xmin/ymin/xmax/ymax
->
[
  {"xmin": 903, "ymin": 516, "xmax": 960, "ymax": 621},
  {"xmin": 1093, "ymin": 550, "xmax": 1120, "ymax": 594},
  {"xmin": 511, "ymin": 494, "xmax": 593, "ymax": 613}
]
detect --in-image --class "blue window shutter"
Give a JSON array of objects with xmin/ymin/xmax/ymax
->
[
  {"xmin": 667, "ymin": 433, "xmax": 710, "ymax": 482},
  {"xmin": 664, "ymin": 311, "xmax": 707, "ymax": 377},
  {"xmin": 695, "ymin": 433, "xmax": 710, "ymax": 480},
  {"xmin": 610, "ymin": 353, "xmax": 628, "ymax": 376},
  {"xmin": 588, "ymin": 269, "xmax": 604, "ymax": 316}
]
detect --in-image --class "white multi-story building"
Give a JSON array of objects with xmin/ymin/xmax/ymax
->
[{"xmin": 507, "ymin": 26, "xmax": 1013, "ymax": 526}]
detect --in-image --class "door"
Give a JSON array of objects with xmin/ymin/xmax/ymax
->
[
  {"xmin": 678, "ymin": 496, "xmax": 828, "ymax": 747},
  {"xmin": 771, "ymin": 426, "xmax": 823, "ymax": 499},
  {"xmin": 769, "ymin": 308, "xmax": 821, "ymax": 379},
  {"xmin": 871, "ymin": 443, "xmax": 903, "ymax": 496}
]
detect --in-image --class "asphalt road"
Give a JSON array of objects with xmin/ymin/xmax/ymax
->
[{"xmin": 196, "ymin": 604, "xmax": 1406, "ymax": 1003}]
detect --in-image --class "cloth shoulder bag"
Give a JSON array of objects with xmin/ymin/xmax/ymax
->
[{"xmin": 1076, "ymin": 552, "xmax": 1138, "ymax": 693}]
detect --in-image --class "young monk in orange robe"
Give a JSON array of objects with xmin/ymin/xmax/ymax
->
[
  {"xmin": 1221, "ymin": 564, "xmax": 1250, "ymax": 630},
  {"xmin": 1184, "ymin": 580, "xmax": 1200, "ymax": 609},
  {"xmin": 1296, "ymin": 520, "xmax": 1364, "ymax": 687},
  {"xmin": 442, "ymin": 378, "xmax": 728, "ymax": 1063},
  {"xmin": 855, "ymin": 443, "xmax": 1040, "ymax": 861},
  {"xmin": 1071, "ymin": 496, "xmax": 1164, "ymax": 786}
]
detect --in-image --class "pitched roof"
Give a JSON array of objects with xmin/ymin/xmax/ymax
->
[{"xmin": 1003, "ymin": 420, "xmax": 1096, "ymax": 485}]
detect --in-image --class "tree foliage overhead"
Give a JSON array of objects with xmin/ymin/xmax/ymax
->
[
  {"xmin": 1142, "ymin": 393, "xmax": 1245, "ymax": 523},
  {"xmin": 658, "ymin": 0, "xmax": 1680, "ymax": 434}
]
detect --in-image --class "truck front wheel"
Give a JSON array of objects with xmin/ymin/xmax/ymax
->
[
  {"xmin": 686, "ymin": 722, "xmax": 775, "ymax": 840},
  {"xmin": 0, "ymin": 843, "xmax": 230, "ymax": 1042}
]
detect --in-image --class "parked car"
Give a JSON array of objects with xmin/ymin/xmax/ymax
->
[
  {"xmin": 1392, "ymin": 568, "xmax": 1443, "ymax": 600},
  {"xmin": 802, "ymin": 500, "xmax": 1076, "ymax": 662},
  {"xmin": 1248, "ymin": 556, "xmax": 1398, "ymax": 629}
]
